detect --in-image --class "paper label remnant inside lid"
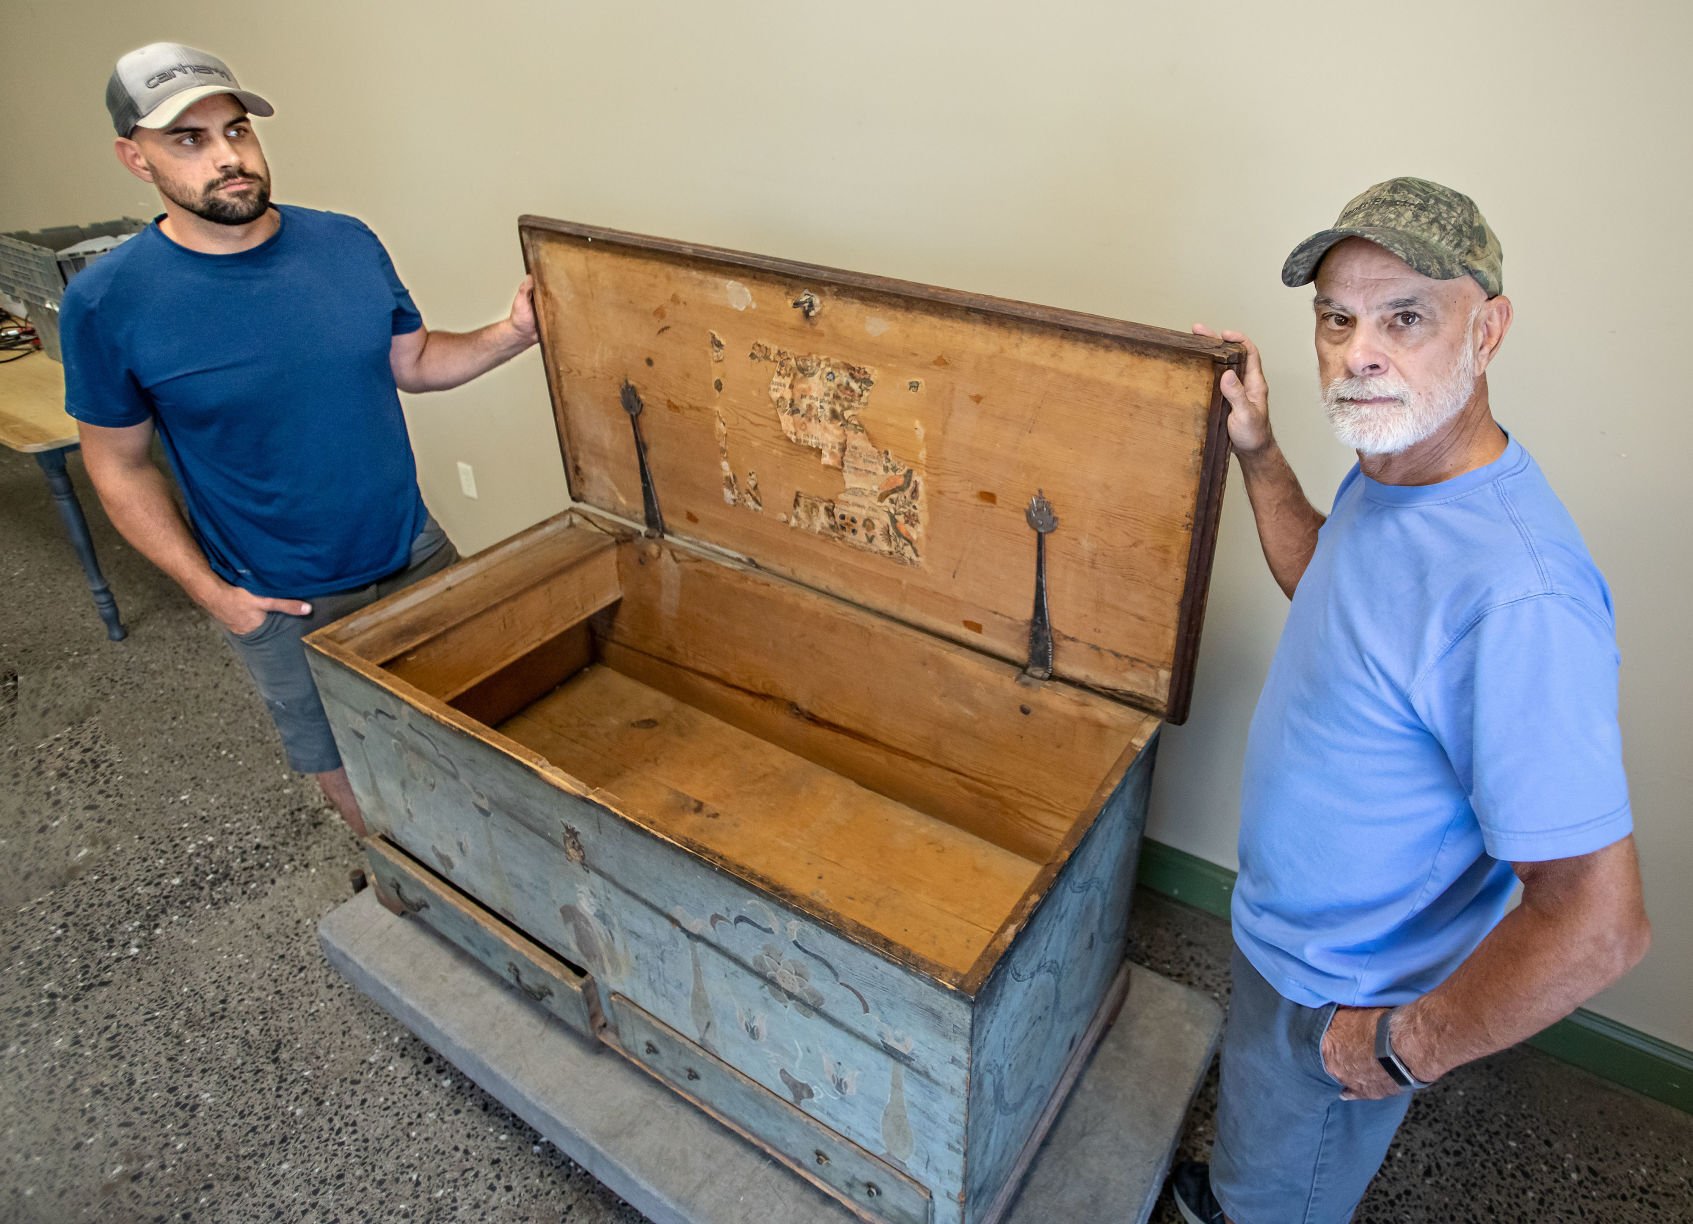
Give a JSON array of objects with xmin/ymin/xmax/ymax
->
[{"xmin": 714, "ymin": 341, "xmax": 926, "ymax": 566}]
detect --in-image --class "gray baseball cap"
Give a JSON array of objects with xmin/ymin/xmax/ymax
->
[
  {"xmin": 1281, "ymin": 177, "xmax": 1503, "ymax": 298},
  {"xmin": 106, "ymin": 42, "xmax": 274, "ymax": 136}
]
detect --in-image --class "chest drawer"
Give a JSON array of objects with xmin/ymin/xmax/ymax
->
[
  {"xmin": 361, "ymin": 834, "xmax": 603, "ymax": 1040},
  {"xmin": 608, "ymin": 992, "xmax": 931, "ymax": 1224}
]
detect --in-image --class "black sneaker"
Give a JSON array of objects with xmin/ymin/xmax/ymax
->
[{"xmin": 1170, "ymin": 1160, "xmax": 1226, "ymax": 1224}]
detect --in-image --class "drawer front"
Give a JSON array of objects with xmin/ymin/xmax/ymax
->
[
  {"xmin": 608, "ymin": 993, "xmax": 931, "ymax": 1224},
  {"xmin": 362, "ymin": 834, "xmax": 604, "ymax": 1040}
]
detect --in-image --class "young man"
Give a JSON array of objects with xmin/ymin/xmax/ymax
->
[
  {"xmin": 1172, "ymin": 178, "xmax": 1650, "ymax": 1223},
  {"xmin": 61, "ymin": 43, "xmax": 537, "ymax": 835}
]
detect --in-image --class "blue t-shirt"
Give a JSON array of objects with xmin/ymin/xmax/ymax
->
[
  {"xmin": 1233, "ymin": 436, "xmax": 1632, "ymax": 1008},
  {"xmin": 60, "ymin": 205, "xmax": 427, "ymax": 597}
]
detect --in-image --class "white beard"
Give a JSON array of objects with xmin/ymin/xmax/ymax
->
[{"xmin": 1323, "ymin": 321, "xmax": 1480, "ymax": 456}]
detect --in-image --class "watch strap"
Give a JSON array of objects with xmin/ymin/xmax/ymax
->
[{"xmin": 1373, "ymin": 1006, "xmax": 1432, "ymax": 1092}]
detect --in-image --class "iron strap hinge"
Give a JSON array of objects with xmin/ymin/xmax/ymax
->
[
  {"xmin": 1024, "ymin": 490, "xmax": 1058, "ymax": 680},
  {"xmin": 620, "ymin": 380, "xmax": 666, "ymax": 538}
]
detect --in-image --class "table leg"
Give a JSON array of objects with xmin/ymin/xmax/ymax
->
[{"xmin": 34, "ymin": 448, "xmax": 127, "ymax": 641}]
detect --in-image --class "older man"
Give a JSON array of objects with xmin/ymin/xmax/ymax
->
[
  {"xmin": 1171, "ymin": 179, "xmax": 1650, "ymax": 1223},
  {"xmin": 60, "ymin": 43, "xmax": 536, "ymax": 836}
]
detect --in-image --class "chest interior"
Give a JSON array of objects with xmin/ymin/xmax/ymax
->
[{"xmin": 321, "ymin": 513, "xmax": 1162, "ymax": 980}]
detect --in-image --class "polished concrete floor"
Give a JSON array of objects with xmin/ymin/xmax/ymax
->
[{"xmin": 2, "ymin": 442, "xmax": 1689, "ymax": 1223}]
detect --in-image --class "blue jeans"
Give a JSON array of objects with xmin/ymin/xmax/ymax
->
[{"xmin": 1211, "ymin": 945, "xmax": 1411, "ymax": 1224}]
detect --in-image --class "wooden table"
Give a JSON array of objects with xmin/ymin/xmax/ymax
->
[{"xmin": 0, "ymin": 353, "xmax": 127, "ymax": 640}]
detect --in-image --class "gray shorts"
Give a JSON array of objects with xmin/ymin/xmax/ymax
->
[
  {"xmin": 1211, "ymin": 944, "xmax": 1412, "ymax": 1224},
  {"xmin": 223, "ymin": 517, "xmax": 459, "ymax": 774}
]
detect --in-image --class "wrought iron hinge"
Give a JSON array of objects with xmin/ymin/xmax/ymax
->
[
  {"xmin": 1024, "ymin": 490, "xmax": 1058, "ymax": 680},
  {"xmin": 620, "ymin": 380, "xmax": 665, "ymax": 538}
]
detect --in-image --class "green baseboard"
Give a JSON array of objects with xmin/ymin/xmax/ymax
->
[
  {"xmin": 1137, "ymin": 839, "xmax": 1236, "ymax": 919},
  {"xmin": 1525, "ymin": 1007, "xmax": 1693, "ymax": 1115},
  {"xmin": 1135, "ymin": 837, "xmax": 1691, "ymax": 1115}
]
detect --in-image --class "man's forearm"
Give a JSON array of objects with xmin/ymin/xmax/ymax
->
[
  {"xmin": 1238, "ymin": 443, "xmax": 1325, "ymax": 598},
  {"xmin": 394, "ymin": 319, "xmax": 533, "ymax": 393},
  {"xmin": 1392, "ymin": 838, "xmax": 1649, "ymax": 1083},
  {"xmin": 87, "ymin": 459, "xmax": 228, "ymax": 611}
]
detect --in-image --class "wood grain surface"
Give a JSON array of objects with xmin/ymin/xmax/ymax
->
[
  {"xmin": 596, "ymin": 534, "xmax": 1158, "ymax": 862},
  {"xmin": 0, "ymin": 354, "xmax": 74, "ymax": 453},
  {"xmin": 500, "ymin": 665, "xmax": 1040, "ymax": 976},
  {"xmin": 520, "ymin": 218, "xmax": 1234, "ymax": 718}
]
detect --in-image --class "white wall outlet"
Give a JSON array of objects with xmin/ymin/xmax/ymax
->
[{"xmin": 457, "ymin": 461, "xmax": 479, "ymax": 500}]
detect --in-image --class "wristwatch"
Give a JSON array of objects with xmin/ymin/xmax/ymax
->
[{"xmin": 1374, "ymin": 1007, "xmax": 1433, "ymax": 1092}]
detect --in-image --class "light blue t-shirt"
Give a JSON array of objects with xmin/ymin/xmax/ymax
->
[{"xmin": 1233, "ymin": 436, "xmax": 1632, "ymax": 1008}]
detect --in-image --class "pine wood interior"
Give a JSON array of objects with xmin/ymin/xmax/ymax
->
[
  {"xmin": 521, "ymin": 219, "xmax": 1234, "ymax": 718},
  {"xmin": 502, "ymin": 667, "xmax": 1041, "ymax": 973},
  {"xmin": 324, "ymin": 513, "xmax": 1159, "ymax": 975}
]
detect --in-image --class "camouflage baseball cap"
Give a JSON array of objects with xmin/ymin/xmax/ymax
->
[{"xmin": 1281, "ymin": 177, "xmax": 1503, "ymax": 297}]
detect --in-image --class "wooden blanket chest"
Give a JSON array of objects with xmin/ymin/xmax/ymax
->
[{"xmin": 306, "ymin": 218, "xmax": 1236, "ymax": 1224}]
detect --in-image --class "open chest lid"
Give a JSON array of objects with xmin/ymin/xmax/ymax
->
[{"xmin": 520, "ymin": 217, "xmax": 1237, "ymax": 724}]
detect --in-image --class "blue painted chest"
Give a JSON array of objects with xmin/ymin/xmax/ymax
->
[{"xmin": 307, "ymin": 218, "xmax": 1235, "ymax": 1224}]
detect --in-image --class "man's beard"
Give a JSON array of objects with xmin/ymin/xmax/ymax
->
[
  {"xmin": 1323, "ymin": 313, "xmax": 1481, "ymax": 456},
  {"xmin": 161, "ymin": 170, "xmax": 273, "ymax": 226}
]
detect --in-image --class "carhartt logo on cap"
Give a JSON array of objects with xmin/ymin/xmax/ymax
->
[
  {"xmin": 106, "ymin": 42, "xmax": 274, "ymax": 137},
  {"xmin": 144, "ymin": 62, "xmax": 237, "ymax": 91},
  {"xmin": 1281, "ymin": 176, "xmax": 1504, "ymax": 298}
]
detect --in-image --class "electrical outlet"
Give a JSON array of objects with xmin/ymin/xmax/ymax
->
[{"xmin": 457, "ymin": 461, "xmax": 479, "ymax": 500}]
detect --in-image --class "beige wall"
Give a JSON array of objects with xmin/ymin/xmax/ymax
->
[{"xmin": 4, "ymin": 1, "xmax": 1687, "ymax": 1048}]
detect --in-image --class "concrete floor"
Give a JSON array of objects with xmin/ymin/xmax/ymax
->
[{"xmin": 2, "ymin": 441, "xmax": 1689, "ymax": 1223}]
